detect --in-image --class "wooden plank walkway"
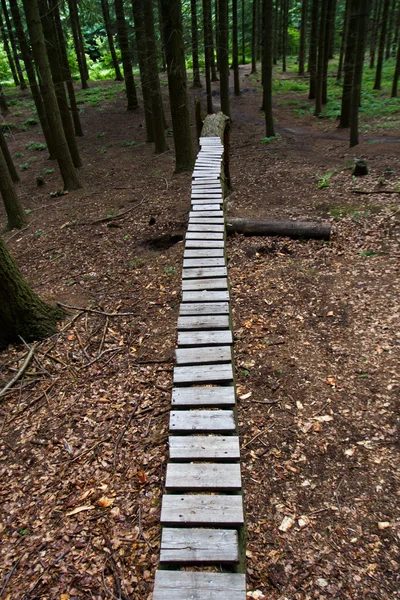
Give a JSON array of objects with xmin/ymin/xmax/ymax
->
[{"xmin": 153, "ymin": 137, "xmax": 246, "ymax": 598}]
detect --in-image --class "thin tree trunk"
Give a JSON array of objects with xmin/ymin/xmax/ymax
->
[
  {"xmin": 314, "ymin": 0, "xmax": 328, "ymax": 115},
  {"xmin": 298, "ymin": 0, "xmax": 308, "ymax": 75},
  {"xmin": 0, "ymin": 81, "xmax": 8, "ymax": 114},
  {"xmin": 157, "ymin": 0, "xmax": 168, "ymax": 72},
  {"xmin": 339, "ymin": 0, "xmax": 357, "ymax": 127},
  {"xmin": 241, "ymin": 0, "xmax": 246, "ymax": 63},
  {"xmin": 101, "ymin": 0, "xmax": 124, "ymax": 81},
  {"xmin": 281, "ymin": 0, "xmax": 288, "ymax": 72},
  {"xmin": 328, "ymin": 0, "xmax": 337, "ymax": 58},
  {"xmin": 0, "ymin": 138, "xmax": 26, "ymax": 230},
  {"xmin": 256, "ymin": 0, "xmax": 261, "ymax": 60},
  {"xmin": 215, "ymin": 0, "xmax": 220, "ymax": 70},
  {"xmin": 273, "ymin": 0, "xmax": 278, "ymax": 64},
  {"xmin": 232, "ymin": 0, "xmax": 240, "ymax": 95},
  {"xmin": 385, "ymin": 0, "xmax": 396, "ymax": 59},
  {"xmin": 191, "ymin": 0, "xmax": 202, "ymax": 87},
  {"xmin": 0, "ymin": 0, "xmax": 26, "ymax": 89},
  {"xmin": 370, "ymin": 0, "xmax": 383, "ymax": 68},
  {"xmin": 337, "ymin": 0, "xmax": 350, "ymax": 79},
  {"xmin": 350, "ymin": 0, "xmax": 369, "ymax": 147},
  {"xmin": 390, "ymin": 5, "xmax": 400, "ymax": 96},
  {"xmin": 263, "ymin": 0, "xmax": 275, "ymax": 137},
  {"xmin": 210, "ymin": 0, "xmax": 218, "ymax": 80},
  {"xmin": 67, "ymin": 0, "xmax": 88, "ymax": 89},
  {"xmin": 322, "ymin": 0, "xmax": 335, "ymax": 104},
  {"xmin": 308, "ymin": 0, "xmax": 319, "ymax": 98},
  {"xmin": 131, "ymin": 0, "xmax": 154, "ymax": 142},
  {"xmin": 22, "ymin": 0, "xmax": 82, "ymax": 190},
  {"xmin": 0, "ymin": 9, "xmax": 19, "ymax": 86},
  {"xmin": 218, "ymin": 0, "xmax": 230, "ymax": 116},
  {"xmin": 373, "ymin": 0, "xmax": 390, "ymax": 89},
  {"xmin": 0, "ymin": 127, "xmax": 19, "ymax": 183},
  {"xmin": 160, "ymin": 0, "xmax": 194, "ymax": 173},
  {"xmin": 203, "ymin": 0, "xmax": 214, "ymax": 113},
  {"xmin": 114, "ymin": 0, "xmax": 138, "ymax": 110},
  {"xmin": 251, "ymin": 0, "xmax": 257, "ymax": 72}
]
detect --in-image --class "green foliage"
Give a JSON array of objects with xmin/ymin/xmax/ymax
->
[
  {"xmin": 26, "ymin": 141, "xmax": 47, "ymax": 151},
  {"xmin": 164, "ymin": 266, "xmax": 178, "ymax": 275},
  {"xmin": 121, "ymin": 140, "xmax": 137, "ymax": 146},
  {"xmin": 316, "ymin": 170, "xmax": 336, "ymax": 189},
  {"xmin": 19, "ymin": 162, "xmax": 30, "ymax": 171},
  {"xmin": 261, "ymin": 134, "xmax": 280, "ymax": 144},
  {"xmin": 43, "ymin": 168, "xmax": 55, "ymax": 175},
  {"xmin": 24, "ymin": 117, "xmax": 39, "ymax": 127}
]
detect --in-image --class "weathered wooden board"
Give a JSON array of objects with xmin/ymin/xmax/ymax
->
[
  {"xmin": 185, "ymin": 240, "xmax": 225, "ymax": 249},
  {"xmin": 189, "ymin": 210, "xmax": 223, "ymax": 217},
  {"xmin": 189, "ymin": 218, "xmax": 225, "ymax": 224},
  {"xmin": 192, "ymin": 171, "xmax": 221, "ymax": 177},
  {"xmin": 183, "ymin": 258, "xmax": 226, "ymax": 268},
  {"xmin": 187, "ymin": 225, "xmax": 225, "ymax": 234},
  {"xmin": 184, "ymin": 249, "xmax": 225, "ymax": 258},
  {"xmin": 191, "ymin": 200, "xmax": 223, "ymax": 207},
  {"xmin": 169, "ymin": 436, "xmax": 240, "ymax": 460},
  {"xmin": 177, "ymin": 330, "xmax": 233, "ymax": 347},
  {"xmin": 165, "ymin": 463, "xmax": 241, "ymax": 491},
  {"xmin": 173, "ymin": 363, "xmax": 233, "ymax": 384},
  {"xmin": 177, "ymin": 315, "xmax": 229, "ymax": 330},
  {"xmin": 185, "ymin": 233, "xmax": 224, "ymax": 241},
  {"xmin": 181, "ymin": 289, "xmax": 229, "ymax": 301},
  {"xmin": 191, "ymin": 193, "xmax": 223, "ymax": 199},
  {"xmin": 159, "ymin": 528, "xmax": 239, "ymax": 563},
  {"xmin": 182, "ymin": 266, "xmax": 227, "ymax": 279},
  {"xmin": 160, "ymin": 494, "xmax": 244, "ymax": 526},
  {"xmin": 153, "ymin": 572, "xmax": 245, "ymax": 600},
  {"xmin": 171, "ymin": 386, "xmax": 235, "ymax": 407},
  {"xmin": 169, "ymin": 409, "xmax": 235, "ymax": 432},
  {"xmin": 192, "ymin": 177, "xmax": 221, "ymax": 182},
  {"xmin": 181, "ymin": 277, "xmax": 228, "ymax": 290},
  {"xmin": 175, "ymin": 345, "xmax": 231, "ymax": 364},
  {"xmin": 179, "ymin": 302, "xmax": 229, "ymax": 315},
  {"xmin": 191, "ymin": 184, "xmax": 222, "ymax": 190}
]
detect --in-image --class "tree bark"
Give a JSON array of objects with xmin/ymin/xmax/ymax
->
[
  {"xmin": 114, "ymin": 0, "xmax": 138, "ymax": 110},
  {"xmin": 0, "ymin": 8, "xmax": 19, "ymax": 86},
  {"xmin": 218, "ymin": 0, "xmax": 230, "ymax": 116},
  {"xmin": 101, "ymin": 0, "xmax": 124, "ymax": 81},
  {"xmin": 322, "ymin": 0, "xmax": 335, "ymax": 104},
  {"xmin": 160, "ymin": 0, "xmax": 195, "ymax": 173},
  {"xmin": 298, "ymin": 0, "xmax": 308, "ymax": 75},
  {"xmin": 0, "ymin": 0, "xmax": 26, "ymax": 89},
  {"xmin": 67, "ymin": 0, "xmax": 88, "ymax": 89},
  {"xmin": 308, "ymin": 0, "xmax": 319, "ymax": 99},
  {"xmin": 350, "ymin": 0, "xmax": 369, "ymax": 147},
  {"xmin": 0, "ymin": 81, "xmax": 8, "ymax": 114},
  {"xmin": 0, "ymin": 126, "xmax": 19, "ymax": 183},
  {"xmin": 391, "ymin": 5, "xmax": 400, "ymax": 96},
  {"xmin": 203, "ymin": 0, "xmax": 214, "ymax": 113},
  {"xmin": 373, "ymin": 0, "xmax": 390, "ymax": 89},
  {"xmin": 0, "ymin": 237, "xmax": 64, "ymax": 350},
  {"xmin": 22, "ymin": 0, "xmax": 82, "ymax": 191},
  {"xmin": 314, "ymin": 0, "xmax": 328, "ymax": 115},
  {"xmin": 281, "ymin": 0, "xmax": 288, "ymax": 72},
  {"xmin": 241, "ymin": 0, "xmax": 246, "ymax": 63},
  {"xmin": 226, "ymin": 218, "xmax": 332, "ymax": 240},
  {"xmin": 370, "ymin": 0, "xmax": 383, "ymax": 69},
  {"xmin": 131, "ymin": 0, "xmax": 154, "ymax": 143},
  {"xmin": 337, "ymin": 0, "xmax": 350, "ymax": 80},
  {"xmin": 191, "ymin": 0, "xmax": 202, "ymax": 87},
  {"xmin": 210, "ymin": 0, "xmax": 218, "ymax": 80},
  {"xmin": 262, "ymin": 0, "xmax": 275, "ymax": 137},
  {"xmin": 251, "ymin": 0, "xmax": 257, "ymax": 72},
  {"xmin": 339, "ymin": 0, "xmax": 357, "ymax": 128},
  {"xmin": 232, "ymin": 0, "xmax": 240, "ymax": 95},
  {"xmin": 385, "ymin": 0, "xmax": 396, "ymax": 59},
  {"xmin": 0, "ymin": 139, "xmax": 26, "ymax": 230}
]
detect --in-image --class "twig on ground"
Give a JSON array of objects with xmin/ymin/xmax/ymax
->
[
  {"xmin": 0, "ymin": 557, "xmax": 20, "ymax": 597},
  {"xmin": 243, "ymin": 425, "xmax": 274, "ymax": 448},
  {"xmin": 99, "ymin": 317, "xmax": 109, "ymax": 355},
  {"xmin": 351, "ymin": 189, "xmax": 400, "ymax": 194},
  {"xmin": 57, "ymin": 302, "xmax": 141, "ymax": 317},
  {"xmin": 113, "ymin": 404, "xmax": 138, "ymax": 472},
  {"xmin": 7, "ymin": 380, "xmax": 58, "ymax": 424},
  {"xmin": 138, "ymin": 506, "xmax": 153, "ymax": 551},
  {"xmin": 6, "ymin": 221, "xmax": 34, "ymax": 242},
  {"xmin": 334, "ymin": 476, "xmax": 345, "ymax": 512},
  {"xmin": 68, "ymin": 436, "xmax": 110, "ymax": 464},
  {"xmin": 79, "ymin": 347, "xmax": 122, "ymax": 370},
  {"xmin": 0, "ymin": 343, "xmax": 38, "ymax": 399}
]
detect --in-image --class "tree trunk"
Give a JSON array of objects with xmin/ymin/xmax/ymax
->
[
  {"xmin": 101, "ymin": 0, "xmax": 124, "ymax": 81},
  {"xmin": 114, "ymin": 0, "xmax": 138, "ymax": 110},
  {"xmin": 241, "ymin": 0, "xmax": 246, "ymax": 63},
  {"xmin": 232, "ymin": 0, "xmax": 240, "ymax": 95},
  {"xmin": 67, "ymin": 0, "xmax": 88, "ymax": 89},
  {"xmin": 373, "ymin": 0, "xmax": 390, "ymax": 89},
  {"xmin": 391, "ymin": 5, "xmax": 400, "ymax": 96},
  {"xmin": 262, "ymin": 0, "xmax": 275, "ymax": 137},
  {"xmin": 385, "ymin": 0, "xmax": 396, "ymax": 59},
  {"xmin": 256, "ymin": 0, "xmax": 261, "ymax": 60},
  {"xmin": 160, "ymin": 0, "xmax": 195, "ymax": 173},
  {"xmin": 0, "ymin": 126, "xmax": 19, "ymax": 183},
  {"xmin": 210, "ymin": 0, "xmax": 218, "ymax": 80},
  {"xmin": 281, "ymin": 0, "xmax": 288, "ymax": 72},
  {"xmin": 0, "ymin": 140, "xmax": 26, "ymax": 230},
  {"xmin": 218, "ymin": 0, "xmax": 230, "ymax": 116},
  {"xmin": 203, "ymin": 0, "xmax": 214, "ymax": 113},
  {"xmin": 0, "ymin": 81, "xmax": 8, "ymax": 114},
  {"xmin": 191, "ymin": 0, "xmax": 202, "ymax": 87},
  {"xmin": 39, "ymin": 0, "xmax": 82, "ymax": 168},
  {"xmin": 226, "ymin": 218, "xmax": 332, "ymax": 240},
  {"xmin": 350, "ymin": 0, "xmax": 369, "ymax": 147},
  {"xmin": 339, "ymin": 0, "xmax": 357, "ymax": 127},
  {"xmin": 314, "ymin": 0, "xmax": 328, "ymax": 115},
  {"xmin": 0, "ymin": 0, "xmax": 26, "ymax": 89},
  {"xmin": 308, "ymin": 0, "xmax": 319, "ymax": 99},
  {"xmin": 337, "ymin": 0, "xmax": 350, "ymax": 79},
  {"xmin": 142, "ymin": 0, "xmax": 168, "ymax": 154},
  {"xmin": 298, "ymin": 0, "xmax": 308, "ymax": 75},
  {"xmin": 9, "ymin": 0, "xmax": 57, "ymax": 157},
  {"xmin": 50, "ymin": 0, "xmax": 83, "ymax": 137},
  {"xmin": 251, "ymin": 0, "xmax": 257, "ymax": 72},
  {"xmin": 370, "ymin": 0, "xmax": 383, "ymax": 69},
  {"xmin": 22, "ymin": 0, "xmax": 82, "ymax": 191},
  {"xmin": 131, "ymin": 0, "xmax": 154, "ymax": 143},
  {"xmin": 0, "ymin": 8, "xmax": 19, "ymax": 86},
  {"xmin": 273, "ymin": 0, "xmax": 279, "ymax": 64},
  {"xmin": 322, "ymin": 0, "xmax": 335, "ymax": 104},
  {"xmin": 328, "ymin": 0, "xmax": 337, "ymax": 58},
  {"xmin": 0, "ymin": 237, "xmax": 65, "ymax": 350}
]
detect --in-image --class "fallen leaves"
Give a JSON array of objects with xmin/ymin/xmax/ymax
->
[{"xmin": 65, "ymin": 505, "xmax": 94, "ymax": 517}]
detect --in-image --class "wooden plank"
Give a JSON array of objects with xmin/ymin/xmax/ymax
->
[
  {"xmin": 153, "ymin": 572, "xmax": 245, "ymax": 600},
  {"xmin": 160, "ymin": 494, "xmax": 244, "ymax": 526},
  {"xmin": 191, "ymin": 193, "xmax": 223, "ymax": 199},
  {"xmin": 182, "ymin": 266, "xmax": 227, "ymax": 278},
  {"xmin": 187, "ymin": 224, "xmax": 225, "ymax": 233},
  {"xmin": 159, "ymin": 528, "xmax": 239, "ymax": 563},
  {"xmin": 185, "ymin": 233, "xmax": 224, "ymax": 241},
  {"xmin": 165, "ymin": 463, "xmax": 241, "ymax": 491},
  {"xmin": 184, "ymin": 249, "xmax": 225, "ymax": 258},
  {"xmin": 191, "ymin": 202, "xmax": 223, "ymax": 208},
  {"xmin": 192, "ymin": 173, "xmax": 221, "ymax": 179},
  {"xmin": 175, "ymin": 344, "xmax": 231, "ymax": 364},
  {"xmin": 173, "ymin": 363, "xmax": 233, "ymax": 384},
  {"xmin": 171, "ymin": 386, "xmax": 235, "ymax": 407},
  {"xmin": 189, "ymin": 218, "xmax": 225, "ymax": 224},
  {"xmin": 179, "ymin": 302, "xmax": 229, "ymax": 315},
  {"xmin": 181, "ymin": 289, "xmax": 229, "ymax": 301},
  {"xmin": 169, "ymin": 409, "xmax": 235, "ymax": 432},
  {"xmin": 183, "ymin": 257, "xmax": 226, "ymax": 268},
  {"xmin": 191, "ymin": 183, "xmax": 222, "ymax": 189},
  {"xmin": 181, "ymin": 277, "xmax": 228, "ymax": 289},
  {"xmin": 177, "ymin": 315, "xmax": 229, "ymax": 329},
  {"xmin": 185, "ymin": 240, "xmax": 225, "ymax": 249},
  {"xmin": 188, "ymin": 211, "xmax": 224, "ymax": 217},
  {"xmin": 169, "ymin": 436, "xmax": 240, "ymax": 460},
  {"xmin": 178, "ymin": 329, "xmax": 233, "ymax": 346}
]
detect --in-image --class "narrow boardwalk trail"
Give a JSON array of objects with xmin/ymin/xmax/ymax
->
[{"xmin": 153, "ymin": 138, "xmax": 246, "ymax": 599}]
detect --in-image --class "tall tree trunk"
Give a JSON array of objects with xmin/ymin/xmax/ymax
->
[
  {"xmin": 232, "ymin": 0, "xmax": 240, "ymax": 95},
  {"xmin": 203, "ymin": 0, "xmax": 214, "ymax": 113},
  {"xmin": 160, "ymin": 0, "xmax": 195, "ymax": 173},
  {"xmin": 273, "ymin": 0, "xmax": 278, "ymax": 64},
  {"xmin": 0, "ymin": 126, "xmax": 19, "ymax": 183},
  {"xmin": 142, "ymin": 0, "xmax": 168, "ymax": 154},
  {"xmin": 0, "ymin": 81, "xmax": 8, "ymax": 114},
  {"xmin": 9, "ymin": 0, "xmax": 57, "ymax": 157},
  {"xmin": 215, "ymin": 0, "xmax": 220, "ymax": 70},
  {"xmin": 314, "ymin": 0, "xmax": 328, "ymax": 115},
  {"xmin": 39, "ymin": 0, "xmax": 82, "ymax": 168},
  {"xmin": 131, "ymin": 0, "xmax": 154, "ymax": 142},
  {"xmin": 256, "ymin": 0, "xmax": 261, "ymax": 60},
  {"xmin": 308, "ymin": 0, "xmax": 319, "ymax": 98},
  {"xmin": 50, "ymin": 0, "xmax": 83, "ymax": 137},
  {"xmin": 263, "ymin": 0, "xmax": 275, "ymax": 137},
  {"xmin": 328, "ymin": 0, "xmax": 337, "ymax": 58},
  {"xmin": 22, "ymin": 0, "xmax": 82, "ymax": 190},
  {"xmin": 370, "ymin": 0, "xmax": 383, "ymax": 68},
  {"xmin": 281, "ymin": 0, "xmax": 288, "ymax": 72},
  {"xmin": 218, "ymin": 0, "xmax": 230, "ymax": 116},
  {"xmin": 241, "ymin": 0, "xmax": 246, "ymax": 63},
  {"xmin": 337, "ymin": 0, "xmax": 350, "ymax": 79},
  {"xmin": 0, "ymin": 237, "xmax": 65, "ymax": 350},
  {"xmin": 339, "ymin": 0, "xmax": 357, "ymax": 127},
  {"xmin": 101, "ymin": 0, "xmax": 124, "ymax": 81},
  {"xmin": 0, "ymin": 139, "xmax": 26, "ymax": 230},
  {"xmin": 114, "ymin": 0, "xmax": 138, "ymax": 110},
  {"xmin": 251, "ymin": 0, "xmax": 257, "ymax": 72},
  {"xmin": 350, "ymin": 0, "xmax": 369, "ymax": 147},
  {"xmin": 322, "ymin": 0, "xmax": 335, "ymax": 104},
  {"xmin": 191, "ymin": 0, "xmax": 202, "ymax": 87},
  {"xmin": 298, "ymin": 0, "xmax": 308, "ymax": 75},
  {"xmin": 0, "ymin": 0, "xmax": 26, "ymax": 89},
  {"xmin": 385, "ymin": 0, "xmax": 396, "ymax": 59},
  {"xmin": 373, "ymin": 0, "xmax": 390, "ymax": 89},
  {"xmin": 0, "ymin": 9, "xmax": 19, "ymax": 86},
  {"xmin": 67, "ymin": 0, "xmax": 88, "ymax": 89},
  {"xmin": 390, "ymin": 4, "xmax": 400, "ymax": 96},
  {"xmin": 210, "ymin": 0, "xmax": 218, "ymax": 80}
]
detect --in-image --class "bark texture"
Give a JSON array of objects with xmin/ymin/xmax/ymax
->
[
  {"xmin": 101, "ymin": 0, "xmax": 124, "ymax": 81},
  {"xmin": 226, "ymin": 218, "xmax": 332, "ymax": 240},
  {"xmin": 114, "ymin": 0, "xmax": 138, "ymax": 110},
  {"xmin": 0, "ymin": 140, "xmax": 26, "ymax": 230},
  {"xmin": 218, "ymin": 0, "xmax": 230, "ymax": 117}
]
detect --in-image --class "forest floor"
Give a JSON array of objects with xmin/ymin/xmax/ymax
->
[{"xmin": 0, "ymin": 63, "xmax": 399, "ymax": 600}]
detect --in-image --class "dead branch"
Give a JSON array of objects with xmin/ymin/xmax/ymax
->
[
  {"xmin": 0, "ymin": 343, "xmax": 38, "ymax": 399},
  {"xmin": 68, "ymin": 436, "xmax": 110, "ymax": 464},
  {"xmin": 57, "ymin": 302, "xmax": 137, "ymax": 317},
  {"xmin": 79, "ymin": 347, "xmax": 122, "ymax": 370},
  {"xmin": 0, "ymin": 558, "xmax": 20, "ymax": 597},
  {"xmin": 351, "ymin": 189, "xmax": 400, "ymax": 195},
  {"xmin": 113, "ymin": 404, "xmax": 138, "ymax": 472}
]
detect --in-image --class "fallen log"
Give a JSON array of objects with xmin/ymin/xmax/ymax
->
[{"xmin": 226, "ymin": 217, "xmax": 332, "ymax": 240}]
